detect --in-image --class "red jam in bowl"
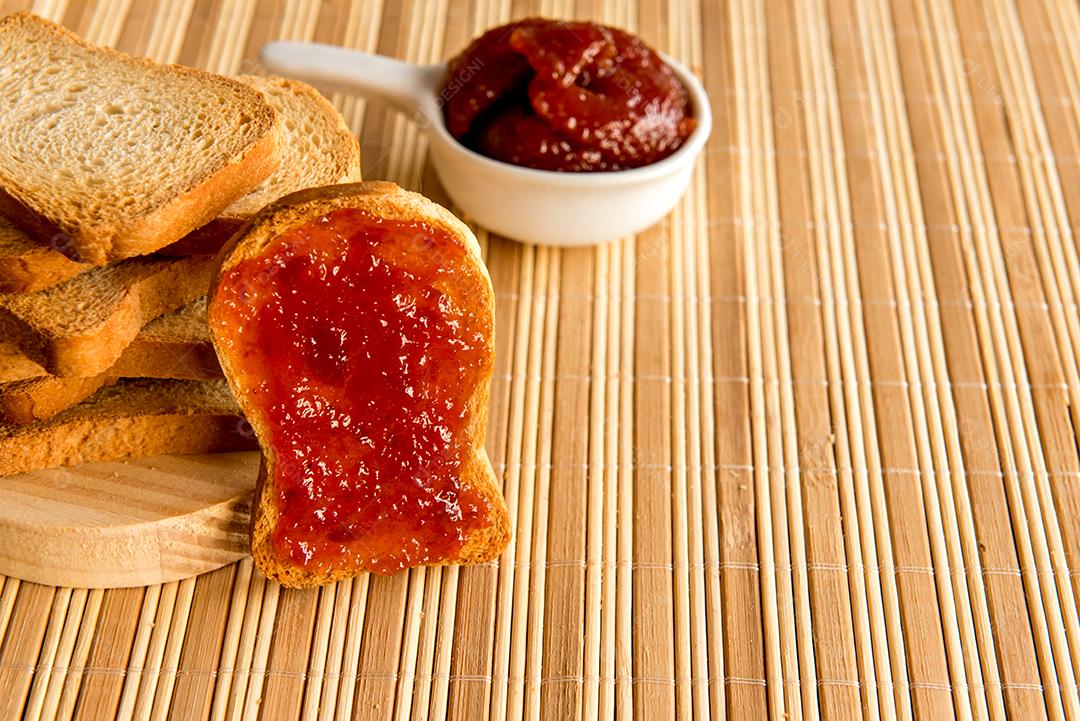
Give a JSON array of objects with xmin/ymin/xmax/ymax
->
[
  {"xmin": 213, "ymin": 208, "xmax": 495, "ymax": 575},
  {"xmin": 441, "ymin": 18, "xmax": 696, "ymax": 172}
]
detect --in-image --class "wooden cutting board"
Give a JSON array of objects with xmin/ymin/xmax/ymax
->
[{"xmin": 0, "ymin": 452, "xmax": 258, "ymax": 588}]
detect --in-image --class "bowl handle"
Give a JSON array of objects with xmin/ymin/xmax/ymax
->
[{"xmin": 260, "ymin": 41, "xmax": 444, "ymax": 125}]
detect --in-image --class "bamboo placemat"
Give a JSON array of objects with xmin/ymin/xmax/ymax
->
[{"xmin": 3, "ymin": 0, "xmax": 1080, "ymax": 718}]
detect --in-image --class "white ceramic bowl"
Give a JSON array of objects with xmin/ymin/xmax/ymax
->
[{"xmin": 260, "ymin": 41, "xmax": 712, "ymax": 247}]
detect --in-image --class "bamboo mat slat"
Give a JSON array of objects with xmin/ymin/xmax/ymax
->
[{"xmin": 4, "ymin": 0, "xmax": 1080, "ymax": 719}]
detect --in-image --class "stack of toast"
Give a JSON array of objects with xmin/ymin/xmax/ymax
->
[{"xmin": 0, "ymin": 13, "xmax": 362, "ymax": 475}]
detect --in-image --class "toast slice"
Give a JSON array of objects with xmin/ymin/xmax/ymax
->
[
  {"xmin": 0, "ymin": 378, "xmax": 255, "ymax": 476},
  {"xmin": 0, "ymin": 74, "xmax": 360, "ymax": 292},
  {"xmin": 0, "ymin": 13, "xmax": 282, "ymax": 264},
  {"xmin": 0, "ymin": 254, "xmax": 215, "ymax": 377},
  {"xmin": 209, "ymin": 182, "xmax": 509, "ymax": 587},
  {"xmin": 0, "ymin": 299, "xmax": 220, "ymax": 424}
]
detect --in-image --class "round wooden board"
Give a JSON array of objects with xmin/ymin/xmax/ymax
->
[{"xmin": 0, "ymin": 452, "xmax": 259, "ymax": 588}]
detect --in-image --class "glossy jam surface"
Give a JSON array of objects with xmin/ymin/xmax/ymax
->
[
  {"xmin": 442, "ymin": 18, "xmax": 696, "ymax": 171},
  {"xmin": 214, "ymin": 208, "xmax": 494, "ymax": 575}
]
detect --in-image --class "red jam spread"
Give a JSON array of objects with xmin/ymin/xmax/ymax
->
[
  {"xmin": 213, "ymin": 208, "xmax": 494, "ymax": 575},
  {"xmin": 441, "ymin": 18, "xmax": 696, "ymax": 171}
]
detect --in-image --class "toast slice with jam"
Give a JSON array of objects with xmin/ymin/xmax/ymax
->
[{"xmin": 209, "ymin": 182, "xmax": 509, "ymax": 587}]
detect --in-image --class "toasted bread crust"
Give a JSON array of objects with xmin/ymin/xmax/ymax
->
[
  {"xmin": 0, "ymin": 373, "xmax": 111, "ymax": 425},
  {"xmin": 209, "ymin": 182, "xmax": 509, "ymax": 588},
  {"xmin": 0, "ymin": 308, "xmax": 221, "ymax": 424},
  {"xmin": 0, "ymin": 13, "xmax": 282, "ymax": 264},
  {"xmin": 0, "ymin": 255, "xmax": 215, "ymax": 377},
  {"xmin": 107, "ymin": 125, "xmax": 282, "ymax": 263},
  {"xmin": 0, "ymin": 379, "xmax": 256, "ymax": 476}
]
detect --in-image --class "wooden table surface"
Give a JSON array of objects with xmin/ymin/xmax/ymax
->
[{"xmin": 3, "ymin": 0, "xmax": 1080, "ymax": 719}]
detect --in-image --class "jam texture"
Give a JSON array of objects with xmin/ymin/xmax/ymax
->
[
  {"xmin": 442, "ymin": 18, "xmax": 696, "ymax": 171},
  {"xmin": 213, "ymin": 208, "xmax": 494, "ymax": 575}
]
